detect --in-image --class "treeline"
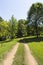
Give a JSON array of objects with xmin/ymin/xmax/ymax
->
[
  {"xmin": 0, "ymin": 16, "xmax": 27, "ymax": 41},
  {"xmin": 0, "ymin": 2, "xmax": 43, "ymax": 41}
]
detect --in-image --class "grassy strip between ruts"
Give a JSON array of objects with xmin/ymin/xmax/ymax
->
[
  {"xmin": 0, "ymin": 39, "xmax": 17, "ymax": 64},
  {"xmin": 28, "ymin": 41, "xmax": 43, "ymax": 65},
  {"xmin": 12, "ymin": 43, "xmax": 25, "ymax": 65}
]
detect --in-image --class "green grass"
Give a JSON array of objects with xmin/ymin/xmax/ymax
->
[
  {"xmin": 0, "ymin": 39, "xmax": 17, "ymax": 64},
  {"xmin": 28, "ymin": 41, "xmax": 43, "ymax": 65},
  {"xmin": 12, "ymin": 43, "xmax": 25, "ymax": 65},
  {"xmin": 18, "ymin": 36, "xmax": 43, "ymax": 65}
]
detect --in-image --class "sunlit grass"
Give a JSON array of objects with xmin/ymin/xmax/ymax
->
[
  {"xmin": 28, "ymin": 41, "xmax": 43, "ymax": 65},
  {"xmin": 0, "ymin": 39, "xmax": 17, "ymax": 64},
  {"xmin": 12, "ymin": 43, "xmax": 25, "ymax": 65}
]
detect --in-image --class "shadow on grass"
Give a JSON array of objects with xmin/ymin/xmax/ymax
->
[
  {"xmin": 0, "ymin": 39, "xmax": 14, "ymax": 47},
  {"xmin": 0, "ymin": 39, "xmax": 13, "ymax": 44},
  {"xmin": 18, "ymin": 37, "xmax": 43, "ymax": 43}
]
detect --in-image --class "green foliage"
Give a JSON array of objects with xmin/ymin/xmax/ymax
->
[
  {"xmin": 0, "ymin": 21, "xmax": 9, "ymax": 40},
  {"xmin": 9, "ymin": 15, "xmax": 18, "ymax": 39},
  {"xmin": 0, "ymin": 15, "xmax": 18, "ymax": 41},
  {"xmin": 0, "ymin": 17, "xmax": 3, "ymax": 22},
  {"xmin": 17, "ymin": 19, "xmax": 27, "ymax": 37},
  {"xmin": 0, "ymin": 2, "xmax": 43, "ymax": 40},
  {"xmin": 27, "ymin": 2, "xmax": 43, "ymax": 37}
]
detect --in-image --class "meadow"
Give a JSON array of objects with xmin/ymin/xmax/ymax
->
[
  {"xmin": 18, "ymin": 36, "xmax": 43, "ymax": 65},
  {"xmin": 0, "ymin": 36, "xmax": 43, "ymax": 65},
  {"xmin": 12, "ymin": 43, "xmax": 25, "ymax": 65},
  {"xmin": 28, "ymin": 41, "xmax": 43, "ymax": 65},
  {"xmin": 0, "ymin": 39, "xmax": 17, "ymax": 64},
  {"xmin": 24, "ymin": 36, "xmax": 43, "ymax": 65}
]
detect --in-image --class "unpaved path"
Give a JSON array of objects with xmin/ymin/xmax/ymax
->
[
  {"xmin": 2, "ymin": 43, "xmax": 19, "ymax": 65},
  {"xmin": 24, "ymin": 44, "xmax": 38, "ymax": 65}
]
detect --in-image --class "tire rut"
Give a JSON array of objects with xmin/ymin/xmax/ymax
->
[
  {"xmin": 24, "ymin": 44, "xmax": 38, "ymax": 65},
  {"xmin": 2, "ymin": 43, "xmax": 19, "ymax": 65}
]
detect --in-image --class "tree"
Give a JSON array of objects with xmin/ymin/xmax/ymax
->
[
  {"xmin": 27, "ymin": 3, "xmax": 43, "ymax": 38},
  {"xmin": 0, "ymin": 21, "xmax": 9, "ymax": 41},
  {"xmin": 9, "ymin": 15, "xmax": 17, "ymax": 39},
  {"xmin": 0, "ymin": 17, "xmax": 4, "ymax": 22},
  {"xmin": 17, "ymin": 19, "xmax": 27, "ymax": 37}
]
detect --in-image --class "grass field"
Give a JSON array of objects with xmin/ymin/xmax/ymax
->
[
  {"xmin": 0, "ymin": 36, "xmax": 43, "ymax": 65},
  {"xmin": 18, "ymin": 36, "xmax": 43, "ymax": 65},
  {"xmin": 0, "ymin": 39, "xmax": 17, "ymax": 64},
  {"xmin": 12, "ymin": 43, "xmax": 25, "ymax": 65},
  {"xmin": 28, "ymin": 41, "xmax": 43, "ymax": 65}
]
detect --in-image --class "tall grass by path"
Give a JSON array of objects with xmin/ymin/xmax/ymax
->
[
  {"xmin": 28, "ymin": 42, "xmax": 43, "ymax": 65},
  {"xmin": 0, "ymin": 39, "xmax": 17, "ymax": 64},
  {"xmin": 12, "ymin": 43, "xmax": 25, "ymax": 65}
]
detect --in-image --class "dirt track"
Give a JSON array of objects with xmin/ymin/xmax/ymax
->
[
  {"xmin": 2, "ymin": 43, "xmax": 19, "ymax": 65},
  {"xmin": 2, "ymin": 43, "xmax": 38, "ymax": 65},
  {"xmin": 24, "ymin": 44, "xmax": 38, "ymax": 65}
]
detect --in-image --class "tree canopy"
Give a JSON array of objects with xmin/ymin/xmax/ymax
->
[
  {"xmin": 27, "ymin": 2, "xmax": 43, "ymax": 38},
  {"xmin": 0, "ymin": 2, "xmax": 43, "ymax": 41}
]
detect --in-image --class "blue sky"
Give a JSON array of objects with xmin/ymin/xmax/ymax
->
[{"xmin": 0, "ymin": 0, "xmax": 43, "ymax": 20}]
